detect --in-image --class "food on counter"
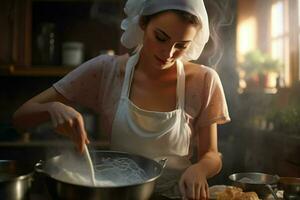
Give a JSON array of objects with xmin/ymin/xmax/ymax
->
[
  {"xmin": 209, "ymin": 185, "xmax": 228, "ymax": 199},
  {"xmin": 216, "ymin": 186, "xmax": 259, "ymax": 200},
  {"xmin": 231, "ymin": 191, "xmax": 259, "ymax": 200},
  {"xmin": 216, "ymin": 186, "xmax": 242, "ymax": 200}
]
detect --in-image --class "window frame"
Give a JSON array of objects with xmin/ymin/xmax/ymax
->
[
  {"xmin": 270, "ymin": 0, "xmax": 299, "ymax": 87},
  {"xmin": 237, "ymin": 0, "xmax": 300, "ymax": 89},
  {"xmin": 270, "ymin": 0, "xmax": 289, "ymax": 86},
  {"xmin": 290, "ymin": 0, "xmax": 300, "ymax": 85}
]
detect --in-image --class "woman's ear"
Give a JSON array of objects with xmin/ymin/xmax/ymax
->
[{"xmin": 139, "ymin": 17, "xmax": 147, "ymax": 30}]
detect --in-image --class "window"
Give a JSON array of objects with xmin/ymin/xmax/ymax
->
[
  {"xmin": 271, "ymin": 0, "xmax": 289, "ymax": 86},
  {"xmin": 270, "ymin": 0, "xmax": 299, "ymax": 86},
  {"xmin": 237, "ymin": 0, "xmax": 300, "ymax": 90},
  {"xmin": 298, "ymin": 0, "xmax": 300, "ymax": 81}
]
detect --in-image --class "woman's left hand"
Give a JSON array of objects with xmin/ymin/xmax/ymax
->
[{"xmin": 179, "ymin": 164, "xmax": 209, "ymax": 200}]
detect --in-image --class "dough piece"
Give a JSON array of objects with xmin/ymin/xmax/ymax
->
[
  {"xmin": 217, "ymin": 187, "xmax": 259, "ymax": 200},
  {"xmin": 216, "ymin": 186, "xmax": 243, "ymax": 200},
  {"xmin": 232, "ymin": 192, "xmax": 259, "ymax": 200}
]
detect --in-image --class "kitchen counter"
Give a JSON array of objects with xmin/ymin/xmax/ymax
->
[
  {"xmin": 29, "ymin": 183, "xmax": 284, "ymax": 200},
  {"xmin": 0, "ymin": 140, "xmax": 109, "ymax": 162},
  {"xmin": 29, "ymin": 178, "xmax": 176, "ymax": 200}
]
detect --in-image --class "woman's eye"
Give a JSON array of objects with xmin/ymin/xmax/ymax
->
[
  {"xmin": 155, "ymin": 35, "xmax": 167, "ymax": 42},
  {"xmin": 175, "ymin": 44, "xmax": 188, "ymax": 50}
]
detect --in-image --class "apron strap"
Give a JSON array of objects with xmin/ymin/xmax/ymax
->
[
  {"xmin": 176, "ymin": 59, "xmax": 185, "ymax": 110},
  {"xmin": 120, "ymin": 53, "xmax": 140, "ymax": 98}
]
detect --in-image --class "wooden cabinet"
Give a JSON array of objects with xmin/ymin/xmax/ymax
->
[
  {"xmin": 0, "ymin": 0, "xmax": 126, "ymax": 76},
  {"xmin": 0, "ymin": 0, "xmax": 31, "ymax": 67}
]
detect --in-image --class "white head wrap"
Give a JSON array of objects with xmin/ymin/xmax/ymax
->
[{"xmin": 120, "ymin": 0, "xmax": 210, "ymax": 61}]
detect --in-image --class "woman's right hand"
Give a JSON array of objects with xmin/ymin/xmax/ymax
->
[{"xmin": 47, "ymin": 102, "xmax": 90, "ymax": 153}]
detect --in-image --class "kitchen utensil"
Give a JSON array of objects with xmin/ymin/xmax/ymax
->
[
  {"xmin": 278, "ymin": 177, "xmax": 300, "ymax": 200},
  {"xmin": 35, "ymin": 150, "xmax": 167, "ymax": 200},
  {"xmin": 83, "ymin": 145, "xmax": 96, "ymax": 186},
  {"xmin": 0, "ymin": 160, "xmax": 33, "ymax": 200},
  {"xmin": 229, "ymin": 172, "xmax": 280, "ymax": 199}
]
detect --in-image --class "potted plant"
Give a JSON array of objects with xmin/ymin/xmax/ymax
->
[
  {"xmin": 267, "ymin": 104, "xmax": 300, "ymax": 136},
  {"xmin": 262, "ymin": 55, "xmax": 281, "ymax": 88},
  {"xmin": 239, "ymin": 50, "xmax": 281, "ymax": 89},
  {"xmin": 266, "ymin": 84, "xmax": 300, "ymax": 137}
]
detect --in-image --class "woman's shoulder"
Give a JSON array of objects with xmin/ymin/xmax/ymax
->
[
  {"xmin": 85, "ymin": 53, "xmax": 129, "ymax": 67},
  {"xmin": 80, "ymin": 53, "xmax": 129, "ymax": 75},
  {"xmin": 115, "ymin": 53, "xmax": 130, "ymax": 74},
  {"xmin": 184, "ymin": 62, "xmax": 219, "ymax": 81}
]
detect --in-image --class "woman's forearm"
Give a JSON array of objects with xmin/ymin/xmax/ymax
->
[
  {"xmin": 13, "ymin": 102, "xmax": 53, "ymax": 130},
  {"xmin": 13, "ymin": 87, "xmax": 71, "ymax": 131},
  {"xmin": 195, "ymin": 151, "xmax": 222, "ymax": 178}
]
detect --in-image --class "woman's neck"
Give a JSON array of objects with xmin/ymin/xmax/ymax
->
[{"xmin": 137, "ymin": 50, "xmax": 177, "ymax": 80}]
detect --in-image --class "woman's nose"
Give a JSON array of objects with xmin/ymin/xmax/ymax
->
[{"xmin": 162, "ymin": 44, "xmax": 176, "ymax": 60}]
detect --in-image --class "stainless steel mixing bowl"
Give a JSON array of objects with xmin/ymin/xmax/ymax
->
[
  {"xmin": 229, "ymin": 172, "xmax": 279, "ymax": 199},
  {"xmin": 35, "ymin": 150, "xmax": 167, "ymax": 200},
  {"xmin": 0, "ymin": 160, "xmax": 33, "ymax": 200}
]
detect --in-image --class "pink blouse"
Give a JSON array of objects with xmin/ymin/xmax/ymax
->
[{"xmin": 53, "ymin": 54, "xmax": 230, "ymax": 141}]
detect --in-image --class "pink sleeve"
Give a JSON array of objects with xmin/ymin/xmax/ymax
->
[
  {"xmin": 53, "ymin": 55, "xmax": 113, "ymax": 112},
  {"xmin": 194, "ymin": 68, "xmax": 231, "ymax": 128}
]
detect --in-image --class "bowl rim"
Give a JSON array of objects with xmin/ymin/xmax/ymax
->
[
  {"xmin": 228, "ymin": 172, "xmax": 279, "ymax": 185},
  {"xmin": 0, "ymin": 159, "xmax": 34, "ymax": 183}
]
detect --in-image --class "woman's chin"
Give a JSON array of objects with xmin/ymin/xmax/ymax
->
[{"xmin": 155, "ymin": 60, "xmax": 174, "ymax": 69}]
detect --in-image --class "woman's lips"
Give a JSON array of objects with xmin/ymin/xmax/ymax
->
[{"xmin": 155, "ymin": 56, "xmax": 169, "ymax": 65}]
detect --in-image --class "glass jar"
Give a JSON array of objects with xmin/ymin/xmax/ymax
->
[{"xmin": 34, "ymin": 22, "xmax": 59, "ymax": 65}]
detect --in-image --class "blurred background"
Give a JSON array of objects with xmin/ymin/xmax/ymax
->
[{"xmin": 0, "ymin": 0, "xmax": 299, "ymax": 185}]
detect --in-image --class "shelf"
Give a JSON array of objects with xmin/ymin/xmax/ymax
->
[
  {"xmin": 33, "ymin": 0, "xmax": 121, "ymax": 2},
  {"xmin": 0, "ymin": 65, "xmax": 73, "ymax": 77}
]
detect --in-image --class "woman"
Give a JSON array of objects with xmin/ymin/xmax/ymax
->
[{"xmin": 13, "ymin": 0, "xmax": 230, "ymax": 199}]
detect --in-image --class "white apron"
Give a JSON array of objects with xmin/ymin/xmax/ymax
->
[{"xmin": 111, "ymin": 52, "xmax": 192, "ymax": 197}]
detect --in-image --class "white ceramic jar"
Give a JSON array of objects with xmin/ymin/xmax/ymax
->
[{"xmin": 62, "ymin": 42, "xmax": 84, "ymax": 67}]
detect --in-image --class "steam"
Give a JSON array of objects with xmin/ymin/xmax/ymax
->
[
  {"xmin": 200, "ymin": 0, "xmax": 236, "ymax": 69},
  {"xmin": 89, "ymin": 1, "xmax": 122, "ymax": 26}
]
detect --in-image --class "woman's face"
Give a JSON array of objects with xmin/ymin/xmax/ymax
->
[{"xmin": 141, "ymin": 11, "xmax": 199, "ymax": 70}]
